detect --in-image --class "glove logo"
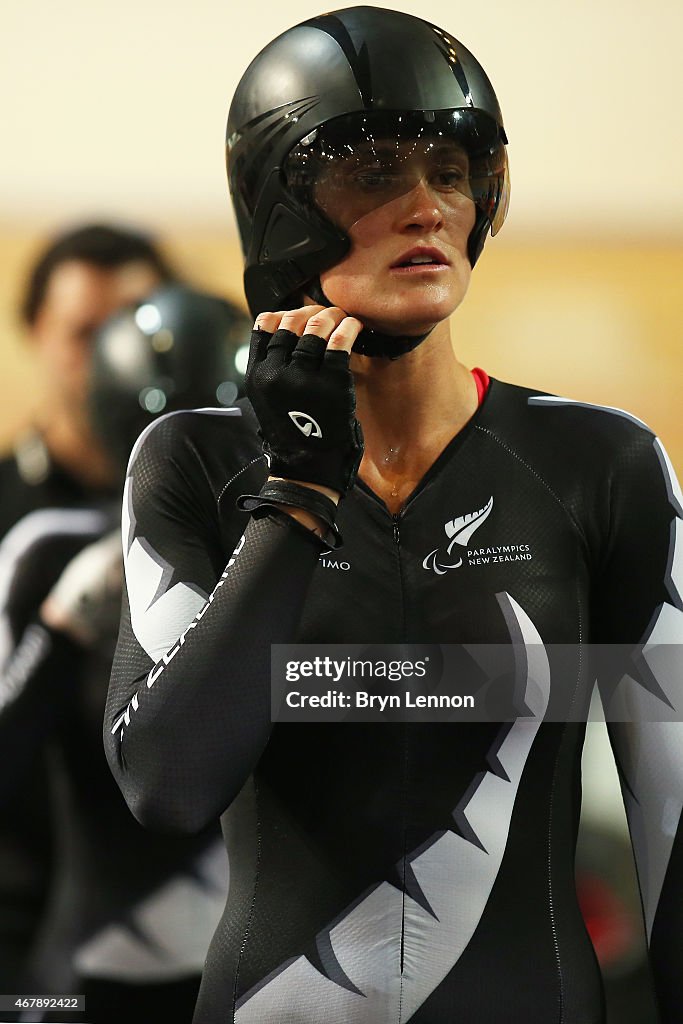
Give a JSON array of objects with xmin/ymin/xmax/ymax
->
[
  {"xmin": 423, "ymin": 497, "xmax": 494, "ymax": 574},
  {"xmin": 288, "ymin": 411, "xmax": 323, "ymax": 439}
]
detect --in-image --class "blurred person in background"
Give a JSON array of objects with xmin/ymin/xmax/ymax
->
[
  {"xmin": 10, "ymin": 222, "xmax": 177, "ymax": 501},
  {"xmin": 0, "ymin": 283, "xmax": 248, "ymax": 1022},
  {"xmin": 0, "ymin": 223, "xmax": 177, "ymax": 998}
]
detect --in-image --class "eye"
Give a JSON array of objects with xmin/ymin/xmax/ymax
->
[
  {"xmin": 432, "ymin": 166, "xmax": 468, "ymax": 190},
  {"xmin": 351, "ymin": 166, "xmax": 401, "ymax": 192}
]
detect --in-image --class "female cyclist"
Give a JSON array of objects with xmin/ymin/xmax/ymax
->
[{"xmin": 105, "ymin": 8, "xmax": 683, "ymax": 1022}]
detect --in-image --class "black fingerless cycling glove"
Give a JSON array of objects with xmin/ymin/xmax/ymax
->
[{"xmin": 245, "ymin": 328, "xmax": 364, "ymax": 495}]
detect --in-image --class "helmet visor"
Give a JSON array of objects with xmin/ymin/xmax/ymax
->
[{"xmin": 284, "ymin": 109, "xmax": 509, "ymax": 237}]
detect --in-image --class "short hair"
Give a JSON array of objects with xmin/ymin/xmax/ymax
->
[{"xmin": 21, "ymin": 223, "xmax": 178, "ymax": 325}]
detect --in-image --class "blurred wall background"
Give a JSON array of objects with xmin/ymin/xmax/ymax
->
[
  {"xmin": 1, "ymin": 0, "xmax": 681, "ymax": 1005},
  {"xmin": 2, "ymin": 0, "xmax": 682, "ymax": 454}
]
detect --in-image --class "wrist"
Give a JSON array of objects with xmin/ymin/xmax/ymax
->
[
  {"xmin": 267, "ymin": 476, "xmax": 341, "ymax": 505},
  {"xmin": 273, "ymin": 504, "xmax": 328, "ymax": 539},
  {"xmin": 237, "ymin": 479, "xmax": 344, "ymax": 549}
]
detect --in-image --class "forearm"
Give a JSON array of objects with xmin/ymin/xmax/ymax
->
[{"xmin": 105, "ymin": 513, "xmax": 323, "ymax": 834}]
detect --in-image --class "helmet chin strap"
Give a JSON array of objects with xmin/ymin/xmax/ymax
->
[{"xmin": 306, "ymin": 278, "xmax": 434, "ymax": 359}]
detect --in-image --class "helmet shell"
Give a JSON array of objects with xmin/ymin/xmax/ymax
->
[
  {"xmin": 89, "ymin": 284, "xmax": 251, "ymax": 472},
  {"xmin": 227, "ymin": 6, "xmax": 508, "ymax": 315}
]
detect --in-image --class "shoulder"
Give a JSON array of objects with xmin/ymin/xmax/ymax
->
[
  {"xmin": 480, "ymin": 379, "xmax": 681, "ymax": 546},
  {"xmin": 124, "ymin": 403, "xmax": 267, "ymax": 546},
  {"xmin": 0, "ymin": 506, "xmax": 108, "ymax": 626},
  {"xmin": 482, "ymin": 378, "xmax": 674, "ymax": 484},
  {"xmin": 128, "ymin": 401, "xmax": 259, "ymax": 470},
  {"xmin": 486, "ymin": 378, "xmax": 653, "ymax": 450},
  {"xmin": 126, "ymin": 401, "xmax": 264, "ymax": 498},
  {"xmin": 0, "ymin": 507, "xmax": 107, "ymax": 559}
]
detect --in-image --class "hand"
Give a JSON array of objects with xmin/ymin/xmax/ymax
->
[
  {"xmin": 40, "ymin": 530, "xmax": 123, "ymax": 649},
  {"xmin": 246, "ymin": 306, "xmax": 365, "ymax": 497}
]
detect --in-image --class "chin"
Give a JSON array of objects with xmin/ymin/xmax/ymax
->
[
  {"xmin": 363, "ymin": 293, "xmax": 463, "ymax": 336},
  {"xmin": 360, "ymin": 313, "xmax": 440, "ymax": 336},
  {"xmin": 323, "ymin": 271, "xmax": 468, "ymax": 335}
]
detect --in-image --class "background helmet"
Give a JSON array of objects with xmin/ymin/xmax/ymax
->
[
  {"xmin": 88, "ymin": 284, "xmax": 250, "ymax": 472},
  {"xmin": 227, "ymin": 6, "xmax": 509, "ymax": 317}
]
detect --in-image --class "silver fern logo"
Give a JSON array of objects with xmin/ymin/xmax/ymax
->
[{"xmin": 423, "ymin": 497, "xmax": 494, "ymax": 574}]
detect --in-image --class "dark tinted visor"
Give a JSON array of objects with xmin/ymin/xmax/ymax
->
[{"xmin": 284, "ymin": 109, "xmax": 509, "ymax": 236}]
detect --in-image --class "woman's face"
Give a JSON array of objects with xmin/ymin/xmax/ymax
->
[{"xmin": 315, "ymin": 138, "xmax": 477, "ymax": 335}]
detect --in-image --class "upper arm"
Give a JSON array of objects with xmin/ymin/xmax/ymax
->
[{"xmin": 108, "ymin": 412, "xmax": 232, "ymax": 721}]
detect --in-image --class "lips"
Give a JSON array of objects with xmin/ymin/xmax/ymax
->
[{"xmin": 390, "ymin": 246, "xmax": 450, "ymax": 270}]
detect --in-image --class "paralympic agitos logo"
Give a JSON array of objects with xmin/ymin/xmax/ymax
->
[{"xmin": 422, "ymin": 497, "xmax": 494, "ymax": 574}]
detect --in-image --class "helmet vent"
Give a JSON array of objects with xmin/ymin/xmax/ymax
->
[
  {"xmin": 303, "ymin": 14, "xmax": 374, "ymax": 107},
  {"xmin": 260, "ymin": 204, "xmax": 319, "ymax": 263},
  {"xmin": 432, "ymin": 35, "xmax": 474, "ymax": 106}
]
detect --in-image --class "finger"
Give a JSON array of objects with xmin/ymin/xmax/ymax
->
[
  {"xmin": 290, "ymin": 333, "xmax": 328, "ymax": 369},
  {"xmin": 253, "ymin": 311, "xmax": 282, "ymax": 333},
  {"xmin": 303, "ymin": 307, "xmax": 348, "ymax": 341},
  {"xmin": 278, "ymin": 305, "xmax": 326, "ymax": 336},
  {"xmin": 327, "ymin": 316, "xmax": 364, "ymax": 354},
  {"xmin": 265, "ymin": 328, "xmax": 299, "ymax": 368},
  {"xmin": 246, "ymin": 326, "xmax": 272, "ymax": 375}
]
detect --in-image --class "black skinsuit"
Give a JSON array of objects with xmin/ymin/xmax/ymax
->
[
  {"xmin": 0, "ymin": 437, "xmax": 227, "ymax": 1023},
  {"xmin": 0, "ymin": 431, "xmax": 116, "ymax": 995},
  {"xmin": 105, "ymin": 380, "xmax": 683, "ymax": 1023}
]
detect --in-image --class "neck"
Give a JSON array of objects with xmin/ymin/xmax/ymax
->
[
  {"xmin": 353, "ymin": 320, "xmax": 476, "ymax": 452},
  {"xmin": 352, "ymin": 320, "xmax": 478, "ymax": 510},
  {"xmin": 40, "ymin": 400, "xmax": 119, "ymax": 491}
]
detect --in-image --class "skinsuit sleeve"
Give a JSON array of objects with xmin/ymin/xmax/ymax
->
[
  {"xmin": 104, "ymin": 410, "xmax": 325, "ymax": 835},
  {"xmin": 592, "ymin": 422, "xmax": 683, "ymax": 1022},
  {"xmin": 0, "ymin": 509, "xmax": 107, "ymax": 804}
]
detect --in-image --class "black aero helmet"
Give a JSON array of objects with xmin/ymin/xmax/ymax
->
[
  {"xmin": 227, "ymin": 5, "xmax": 509, "ymax": 318},
  {"xmin": 88, "ymin": 284, "xmax": 251, "ymax": 472}
]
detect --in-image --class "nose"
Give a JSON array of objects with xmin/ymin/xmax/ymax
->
[{"xmin": 394, "ymin": 178, "xmax": 444, "ymax": 233}]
